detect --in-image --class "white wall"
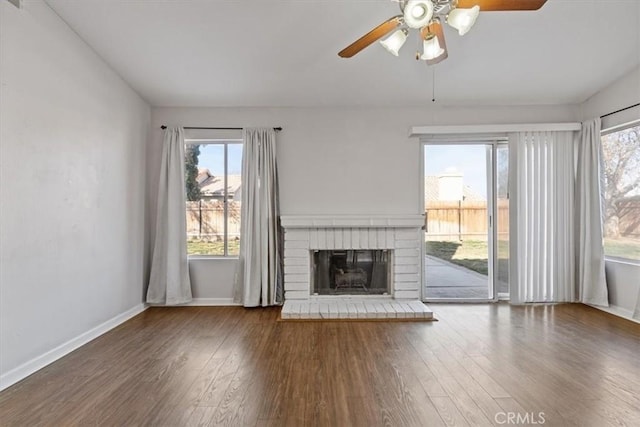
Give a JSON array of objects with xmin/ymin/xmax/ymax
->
[
  {"xmin": 188, "ymin": 259, "xmax": 237, "ymax": 301},
  {"xmin": 0, "ymin": 0, "xmax": 150, "ymax": 383},
  {"xmin": 605, "ymin": 261, "xmax": 640, "ymax": 315},
  {"xmin": 150, "ymin": 104, "xmax": 579, "ymax": 298},
  {"xmin": 580, "ymin": 65, "xmax": 640, "ymax": 314},
  {"xmin": 581, "ymin": 65, "xmax": 640, "ymax": 129}
]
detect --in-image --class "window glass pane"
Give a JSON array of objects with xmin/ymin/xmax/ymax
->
[
  {"xmin": 601, "ymin": 124, "xmax": 640, "ymax": 261},
  {"xmin": 496, "ymin": 145, "xmax": 509, "ymax": 295},
  {"xmin": 227, "ymin": 143, "xmax": 243, "ymax": 256},
  {"xmin": 186, "ymin": 144, "xmax": 225, "ymax": 256}
]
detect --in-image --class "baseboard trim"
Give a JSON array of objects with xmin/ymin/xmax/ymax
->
[
  {"xmin": 590, "ymin": 304, "xmax": 640, "ymax": 325},
  {"xmin": 0, "ymin": 303, "xmax": 148, "ymax": 392},
  {"xmin": 184, "ymin": 298, "xmax": 241, "ymax": 306}
]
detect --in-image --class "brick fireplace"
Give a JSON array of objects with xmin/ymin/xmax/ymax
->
[{"xmin": 280, "ymin": 215, "xmax": 432, "ymax": 319}]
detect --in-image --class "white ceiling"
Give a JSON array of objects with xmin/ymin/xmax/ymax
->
[{"xmin": 46, "ymin": 0, "xmax": 640, "ymax": 108}]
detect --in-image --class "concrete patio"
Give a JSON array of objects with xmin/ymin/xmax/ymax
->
[{"xmin": 424, "ymin": 255, "xmax": 508, "ymax": 299}]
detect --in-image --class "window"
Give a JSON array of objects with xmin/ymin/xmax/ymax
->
[
  {"xmin": 184, "ymin": 140, "xmax": 243, "ymax": 256},
  {"xmin": 601, "ymin": 123, "xmax": 640, "ymax": 262}
]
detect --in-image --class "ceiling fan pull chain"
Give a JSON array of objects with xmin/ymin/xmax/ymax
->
[{"xmin": 432, "ymin": 69, "xmax": 437, "ymax": 103}]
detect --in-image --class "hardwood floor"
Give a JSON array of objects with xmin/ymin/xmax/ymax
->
[{"xmin": 0, "ymin": 304, "xmax": 639, "ymax": 426}]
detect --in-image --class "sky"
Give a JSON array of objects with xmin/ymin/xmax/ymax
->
[
  {"xmin": 196, "ymin": 143, "xmax": 243, "ymax": 176},
  {"xmin": 424, "ymin": 145, "xmax": 489, "ymax": 198}
]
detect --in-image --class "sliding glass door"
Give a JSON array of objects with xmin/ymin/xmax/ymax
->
[{"xmin": 422, "ymin": 141, "xmax": 508, "ymax": 301}]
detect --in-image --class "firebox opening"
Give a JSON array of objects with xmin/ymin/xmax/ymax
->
[{"xmin": 312, "ymin": 250, "xmax": 392, "ymax": 296}]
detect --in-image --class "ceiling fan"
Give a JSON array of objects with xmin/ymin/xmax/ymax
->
[{"xmin": 338, "ymin": 0, "xmax": 548, "ymax": 65}]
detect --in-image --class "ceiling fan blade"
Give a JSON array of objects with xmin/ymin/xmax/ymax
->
[
  {"xmin": 457, "ymin": 0, "xmax": 547, "ymax": 11},
  {"xmin": 421, "ymin": 21, "xmax": 448, "ymax": 65},
  {"xmin": 338, "ymin": 16, "xmax": 403, "ymax": 58}
]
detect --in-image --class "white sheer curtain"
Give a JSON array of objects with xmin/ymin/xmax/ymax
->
[
  {"xmin": 575, "ymin": 118, "xmax": 609, "ymax": 307},
  {"xmin": 509, "ymin": 131, "xmax": 576, "ymax": 304},
  {"xmin": 146, "ymin": 127, "xmax": 193, "ymax": 305},
  {"xmin": 234, "ymin": 128, "xmax": 283, "ymax": 307}
]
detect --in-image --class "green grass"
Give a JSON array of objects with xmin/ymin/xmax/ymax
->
[
  {"xmin": 604, "ymin": 238, "xmax": 640, "ymax": 261},
  {"xmin": 427, "ymin": 238, "xmax": 640, "ymax": 277},
  {"xmin": 188, "ymin": 239, "xmax": 239, "ymax": 256}
]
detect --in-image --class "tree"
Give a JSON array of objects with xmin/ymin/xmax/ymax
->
[
  {"xmin": 185, "ymin": 144, "xmax": 202, "ymax": 201},
  {"xmin": 601, "ymin": 126, "xmax": 640, "ymax": 238}
]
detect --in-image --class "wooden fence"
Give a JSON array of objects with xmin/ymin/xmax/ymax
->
[
  {"xmin": 425, "ymin": 200, "xmax": 509, "ymax": 241},
  {"xmin": 186, "ymin": 200, "xmax": 241, "ymax": 241},
  {"xmin": 185, "ymin": 198, "xmax": 638, "ymax": 243},
  {"xmin": 426, "ymin": 198, "xmax": 639, "ymax": 242}
]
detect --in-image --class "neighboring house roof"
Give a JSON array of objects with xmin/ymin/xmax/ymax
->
[
  {"xmin": 198, "ymin": 168, "xmax": 241, "ymax": 199},
  {"xmin": 424, "ymin": 176, "xmax": 485, "ymax": 202},
  {"xmin": 196, "ymin": 168, "xmax": 212, "ymax": 185}
]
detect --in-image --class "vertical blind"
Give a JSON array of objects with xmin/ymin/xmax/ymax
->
[{"xmin": 509, "ymin": 131, "xmax": 576, "ymax": 303}]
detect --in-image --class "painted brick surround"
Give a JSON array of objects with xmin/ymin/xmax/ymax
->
[{"xmin": 280, "ymin": 215, "xmax": 424, "ymax": 301}]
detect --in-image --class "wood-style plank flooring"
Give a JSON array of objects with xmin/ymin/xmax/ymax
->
[{"xmin": 0, "ymin": 304, "xmax": 639, "ymax": 426}]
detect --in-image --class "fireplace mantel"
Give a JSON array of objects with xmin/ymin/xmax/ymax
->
[{"xmin": 280, "ymin": 215, "xmax": 424, "ymax": 229}]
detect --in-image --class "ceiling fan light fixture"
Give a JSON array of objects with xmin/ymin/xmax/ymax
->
[
  {"xmin": 403, "ymin": 0, "xmax": 434, "ymax": 29},
  {"xmin": 420, "ymin": 35, "xmax": 445, "ymax": 60},
  {"xmin": 380, "ymin": 28, "xmax": 409, "ymax": 56},
  {"xmin": 338, "ymin": 0, "xmax": 549, "ymax": 64},
  {"xmin": 447, "ymin": 5, "xmax": 480, "ymax": 36}
]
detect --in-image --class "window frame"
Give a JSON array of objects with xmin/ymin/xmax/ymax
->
[
  {"xmin": 185, "ymin": 138, "xmax": 243, "ymax": 258},
  {"xmin": 600, "ymin": 119, "xmax": 640, "ymax": 265}
]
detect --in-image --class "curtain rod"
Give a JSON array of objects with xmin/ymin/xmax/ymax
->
[
  {"xmin": 160, "ymin": 125, "xmax": 282, "ymax": 131},
  {"xmin": 600, "ymin": 103, "xmax": 640, "ymax": 119}
]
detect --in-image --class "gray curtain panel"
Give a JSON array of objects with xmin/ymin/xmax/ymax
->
[
  {"xmin": 575, "ymin": 118, "xmax": 609, "ymax": 307},
  {"xmin": 146, "ymin": 127, "xmax": 193, "ymax": 305},
  {"xmin": 234, "ymin": 128, "xmax": 283, "ymax": 307}
]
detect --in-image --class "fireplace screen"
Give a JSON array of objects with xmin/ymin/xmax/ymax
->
[{"xmin": 312, "ymin": 250, "xmax": 391, "ymax": 295}]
